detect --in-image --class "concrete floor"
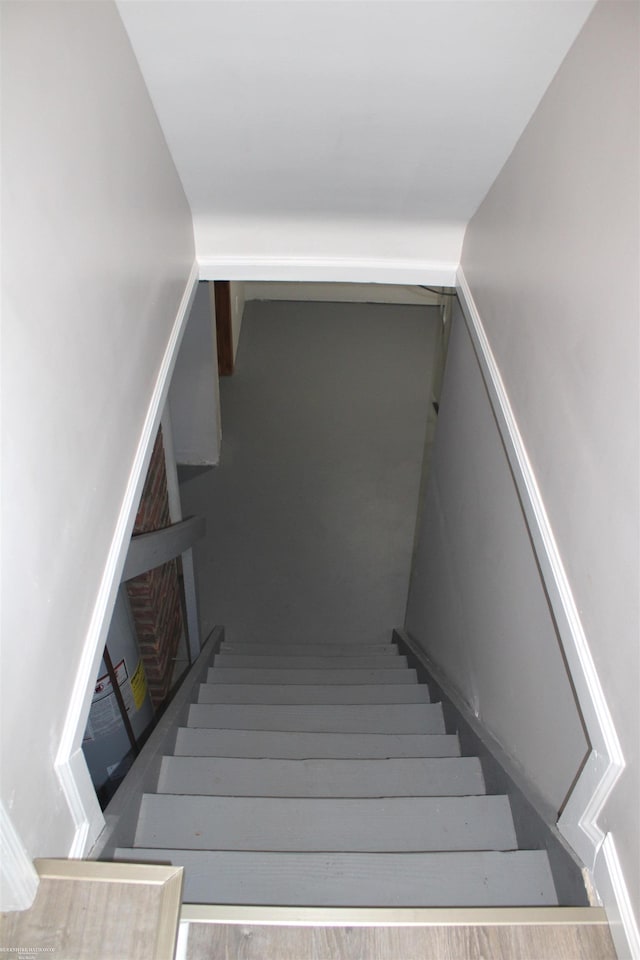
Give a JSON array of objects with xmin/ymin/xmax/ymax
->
[{"xmin": 180, "ymin": 300, "xmax": 440, "ymax": 647}]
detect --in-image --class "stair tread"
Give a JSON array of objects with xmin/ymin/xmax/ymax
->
[
  {"xmin": 157, "ymin": 756, "xmax": 485, "ymax": 797},
  {"xmin": 173, "ymin": 728, "xmax": 461, "ymax": 758},
  {"xmin": 187, "ymin": 702, "xmax": 444, "ymax": 734},
  {"xmin": 134, "ymin": 794, "xmax": 517, "ymax": 851},
  {"xmin": 213, "ymin": 654, "xmax": 409, "ymax": 669},
  {"xmin": 207, "ymin": 668, "xmax": 418, "ymax": 684},
  {"xmin": 197, "ymin": 683, "xmax": 430, "ymax": 704},
  {"xmin": 114, "ymin": 849, "xmax": 558, "ymax": 906}
]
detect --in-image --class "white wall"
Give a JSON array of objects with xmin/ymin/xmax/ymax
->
[
  {"xmin": 169, "ymin": 283, "xmax": 221, "ymax": 465},
  {"xmin": 118, "ymin": 0, "xmax": 593, "ymax": 282},
  {"xmin": 457, "ymin": 0, "xmax": 637, "ymax": 948},
  {"xmin": 0, "ymin": 1, "xmax": 194, "ymax": 900},
  {"xmin": 196, "ymin": 218, "xmax": 463, "ymax": 285}
]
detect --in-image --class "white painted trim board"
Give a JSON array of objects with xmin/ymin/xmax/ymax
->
[
  {"xmin": 594, "ymin": 834, "xmax": 640, "ymax": 960},
  {"xmin": 0, "ymin": 801, "xmax": 40, "ymax": 911},
  {"xmin": 455, "ymin": 266, "xmax": 635, "ymax": 960},
  {"xmin": 198, "ymin": 255, "xmax": 457, "ymax": 287},
  {"xmin": 53, "ymin": 262, "xmax": 199, "ymax": 861}
]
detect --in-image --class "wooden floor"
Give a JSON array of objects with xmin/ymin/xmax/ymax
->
[
  {"xmin": 0, "ymin": 860, "xmax": 183, "ymax": 960},
  {"xmin": 186, "ymin": 919, "xmax": 617, "ymax": 960}
]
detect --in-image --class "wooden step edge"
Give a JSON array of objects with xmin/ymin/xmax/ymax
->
[{"xmin": 180, "ymin": 904, "xmax": 608, "ymax": 927}]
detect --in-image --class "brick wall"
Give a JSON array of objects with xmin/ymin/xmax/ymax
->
[{"xmin": 126, "ymin": 427, "xmax": 183, "ymax": 708}]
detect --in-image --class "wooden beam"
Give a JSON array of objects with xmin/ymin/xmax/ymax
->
[
  {"xmin": 181, "ymin": 546, "xmax": 202, "ymax": 661},
  {"xmin": 212, "ymin": 280, "xmax": 234, "ymax": 375},
  {"xmin": 121, "ymin": 516, "xmax": 205, "ymax": 582}
]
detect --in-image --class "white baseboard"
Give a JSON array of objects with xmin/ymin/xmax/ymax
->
[
  {"xmin": 0, "ymin": 801, "xmax": 40, "ymax": 911},
  {"xmin": 594, "ymin": 835, "xmax": 640, "ymax": 959},
  {"xmin": 61, "ymin": 748, "xmax": 102, "ymax": 858},
  {"xmin": 456, "ymin": 266, "xmax": 632, "ymax": 957},
  {"xmin": 198, "ymin": 255, "xmax": 457, "ymax": 287},
  {"xmin": 53, "ymin": 262, "xmax": 199, "ymax": 860},
  {"xmin": 175, "ymin": 921, "xmax": 190, "ymax": 960}
]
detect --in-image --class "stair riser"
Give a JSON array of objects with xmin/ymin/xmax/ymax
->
[
  {"xmin": 135, "ymin": 794, "xmax": 518, "ymax": 851},
  {"xmin": 213, "ymin": 654, "xmax": 409, "ymax": 669},
  {"xmin": 197, "ymin": 683, "xmax": 431, "ymax": 704},
  {"xmin": 206, "ymin": 668, "xmax": 418, "ymax": 684},
  {"xmin": 187, "ymin": 702, "xmax": 445, "ymax": 734},
  {"xmin": 220, "ymin": 643, "xmax": 401, "ymax": 657},
  {"xmin": 173, "ymin": 728, "xmax": 461, "ymax": 759}
]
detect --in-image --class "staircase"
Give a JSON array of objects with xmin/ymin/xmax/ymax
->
[{"xmin": 112, "ymin": 632, "xmax": 561, "ymax": 907}]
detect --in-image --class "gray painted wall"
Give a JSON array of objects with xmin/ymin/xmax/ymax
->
[
  {"xmin": 408, "ymin": 0, "xmax": 638, "ymax": 939},
  {"xmin": 181, "ymin": 300, "xmax": 438, "ymax": 646},
  {"xmin": 169, "ymin": 283, "xmax": 221, "ymax": 465},
  {"xmin": 406, "ymin": 307, "xmax": 589, "ymax": 814},
  {"xmin": 229, "ymin": 281, "xmax": 245, "ymax": 361}
]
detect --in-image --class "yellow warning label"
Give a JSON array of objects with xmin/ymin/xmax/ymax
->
[{"xmin": 130, "ymin": 659, "xmax": 148, "ymax": 711}]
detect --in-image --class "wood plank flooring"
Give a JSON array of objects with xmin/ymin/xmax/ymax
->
[
  {"xmin": 0, "ymin": 861, "xmax": 182, "ymax": 960},
  {"xmin": 186, "ymin": 919, "xmax": 617, "ymax": 960}
]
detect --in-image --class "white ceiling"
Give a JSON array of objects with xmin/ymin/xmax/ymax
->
[{"xmin": 117, "ymin": 1, "xmax": 595, "ymax": 280}]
